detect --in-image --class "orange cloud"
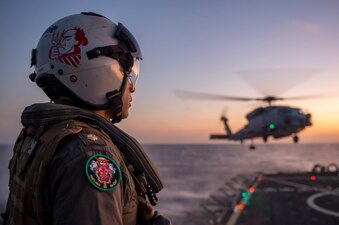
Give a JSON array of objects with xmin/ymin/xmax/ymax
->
[
  {"xmin": 303, "ymin": 22, "xmax": 320, "ymax": 32},
  {"xmin": 293, "ymin": 21, "xmax": 320, "ymax": 33}
]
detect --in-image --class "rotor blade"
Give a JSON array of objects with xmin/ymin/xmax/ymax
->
[
  {"xmin": 174, "ymin": 90, "xmax": 256, "ymax": 101},
  {"xmin": 281, "ymin": 91, "xmax": 339, "ymax": 101},
  {"xmin": 238, "ymin": 68, "xmax": 320, "ymax": 96}
]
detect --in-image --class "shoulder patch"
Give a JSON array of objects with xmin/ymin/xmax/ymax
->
[{"xmin": 86, "ymin": 154, "xmax": 121, "ymax": 191}]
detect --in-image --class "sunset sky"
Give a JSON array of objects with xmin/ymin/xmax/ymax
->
[{"xmin": 1, "ymin": 0, "xmax": 339, "ymax": 145}]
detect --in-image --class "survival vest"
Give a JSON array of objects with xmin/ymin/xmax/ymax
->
[{"xmin": 3, "ymin": 103, "xmax": 163, "ymax": 225}]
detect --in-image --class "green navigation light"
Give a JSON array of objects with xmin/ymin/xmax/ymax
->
[{"xmin": 269, "ymin": 123, "xmax": 275, "ymax": 129}]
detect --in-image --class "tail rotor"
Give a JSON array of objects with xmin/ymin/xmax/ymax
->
[{"xmin": 221, "ymin": 106, "xmax": 229, "ymax": 122}]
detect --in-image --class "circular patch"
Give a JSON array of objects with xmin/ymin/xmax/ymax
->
[{"xmin": 86, "ymin": 154, "xmax": 121, "ymax": 191}]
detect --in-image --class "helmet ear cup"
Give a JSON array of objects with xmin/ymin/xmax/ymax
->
[
  {"xmin": 35, "ymin": 74, "xmax": 61, "ymax": 101},
  {"xmin": 45, "ymin": 86, "xmax": 62, "ymax": 101}
]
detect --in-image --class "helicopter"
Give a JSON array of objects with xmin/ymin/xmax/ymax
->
[{"xmin": 175, "ymin": 90, "xmax": 313, "ymax": 150}]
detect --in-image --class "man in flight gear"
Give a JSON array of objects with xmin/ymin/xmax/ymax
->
[{"xmin": 2, "ymin": 12, "xmax": 172, "ymax": 225}]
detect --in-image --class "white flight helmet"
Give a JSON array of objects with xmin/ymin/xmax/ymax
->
[{"xmin": 31, "ymin": 12, "xmax": 142, "ymax": 111}]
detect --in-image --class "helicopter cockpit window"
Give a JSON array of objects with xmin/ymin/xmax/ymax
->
[{"xmin": 288, "ymin": 108, "xmax": 302, "ymax": 115}]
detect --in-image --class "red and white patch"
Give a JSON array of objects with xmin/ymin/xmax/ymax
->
[{"xmin": 86, "ymin": 154, "xmax": 121, "ymax": 191}]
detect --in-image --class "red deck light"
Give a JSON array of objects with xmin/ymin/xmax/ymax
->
[{"xmin": 236, "ymin": 203, "xmax": 245, "ymax": 210}]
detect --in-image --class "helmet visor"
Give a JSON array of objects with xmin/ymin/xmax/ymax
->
[{"xmin": 128, "ymin": 59, "xmax": 141, "ymax": 87}]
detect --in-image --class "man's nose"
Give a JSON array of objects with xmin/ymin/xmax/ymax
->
[{"xmin": 129, "ymin": 83, "xmax": 135, "ymax": 93}]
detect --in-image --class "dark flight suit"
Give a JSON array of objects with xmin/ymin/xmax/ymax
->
[
  {"xmin": 6, "ymin": 118, "xmax": 139, "ymax": 225},
  {"xmin": 44, "ymin": 127, "xmax": 138, "ymax": 225}
]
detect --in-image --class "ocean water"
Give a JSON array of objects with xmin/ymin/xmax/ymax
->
[{"xmin": 1, "ymin": 143, "xmax": 339, "ymax": 224}]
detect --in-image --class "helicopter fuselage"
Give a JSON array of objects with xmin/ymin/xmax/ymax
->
[{"xmin": 211, "ymin": 105, "xmax": 312, "ymax": 143}]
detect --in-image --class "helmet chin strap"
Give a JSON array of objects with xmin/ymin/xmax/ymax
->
[
  {"xmin": 106, "ymin": 74, "xmax": 128, "ymax": 123},
  {"xmin": 108, "ymin": 93, "xmax": 123, "ymax": 123}
]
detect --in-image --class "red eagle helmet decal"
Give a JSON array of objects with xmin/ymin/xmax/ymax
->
[{"xmin": 49, "ymin": 27, "xmax": 88, "ymax": 67}]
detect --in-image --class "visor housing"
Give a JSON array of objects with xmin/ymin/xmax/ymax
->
[{"xmin": 115, "ymin": 22, "xmax": 142, "ymax": 60}]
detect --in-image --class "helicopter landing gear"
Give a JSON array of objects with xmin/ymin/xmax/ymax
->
[
  {"xmin": 263, "ymin": 136, "xmax": 268, "ymax": 143},
  {"xmin": 249, "ymin": 139, "xmax": 256, "ymax": 150},
  {"xmin": 293, "ymin": 135, "xmax": 299, "ymax": 143},
  {"xmin": 249, "ymin": 145, "xmax": 256, "ymax": 150}
]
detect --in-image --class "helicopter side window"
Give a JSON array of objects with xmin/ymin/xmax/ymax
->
[{"xmin": 278, "ymin": 108, "xmax": 291, "ymax": 115}]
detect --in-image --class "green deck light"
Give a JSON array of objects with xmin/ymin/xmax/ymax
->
[{"xmin": 241, "ymin": 192, "xmax": 248, "ymax": 198}]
